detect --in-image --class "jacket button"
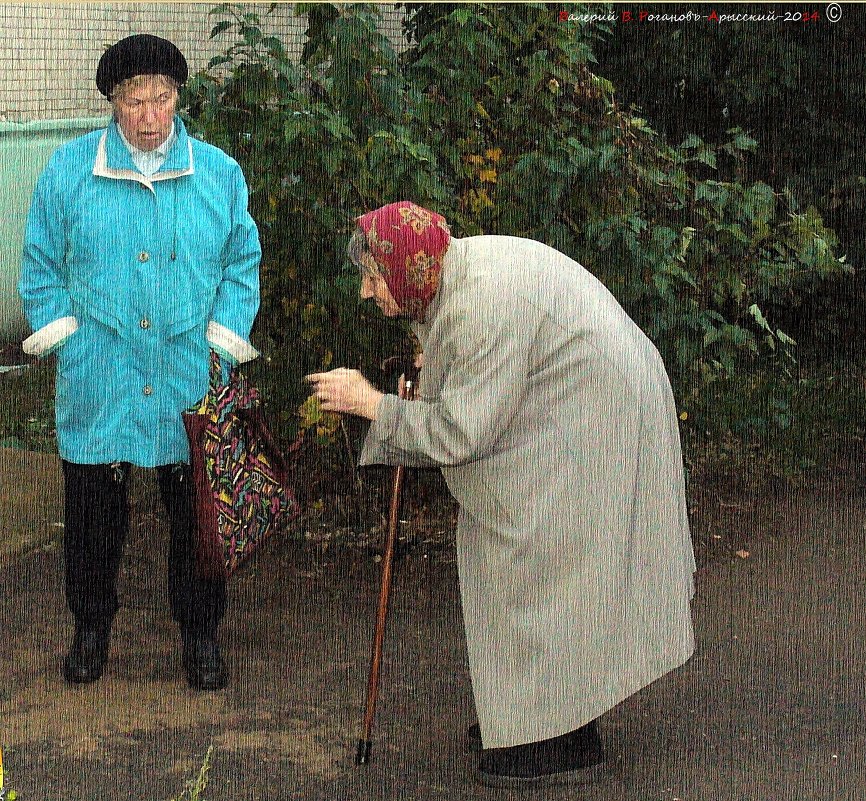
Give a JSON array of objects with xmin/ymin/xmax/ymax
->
[
  {"xmin": 138, "ymin": 251, "xmax": 150, "ymax": 263},
  {"xmin": 139, "ymin": 318, "xmax": 151, "ymax": 330},
  {"xmin": 143, "ymin": 385, "xmax": 153, "ymax": 396}
]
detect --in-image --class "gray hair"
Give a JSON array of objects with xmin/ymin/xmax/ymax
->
[
  {"xmin": 110, "ymin": 73, "xmax": 179, "ymax": 104},
  {"xmin": 347, "ymin": 228, "xmax": 381, "ymax": 278}
]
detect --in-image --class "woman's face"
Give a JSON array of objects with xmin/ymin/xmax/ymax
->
[
  {"xmin": 113, "ymin": 75, "xmax": 177, "ymax": 152},
  {"xmin": 360, "ymin": 270, "xmax": 401, "ymax": 317}
]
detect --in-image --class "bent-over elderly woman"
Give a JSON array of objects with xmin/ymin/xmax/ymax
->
[{"xmin": 307, "ymin": 201, "xmax": 695, "ymax": 787}]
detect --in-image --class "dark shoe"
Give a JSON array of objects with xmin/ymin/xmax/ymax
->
[
  {"xmin": 467, "ymin": 723, "xmax": 482, "ymax": 751},
  {"xmin": 63, "ymin": 626, "xmax": 111, "ymax": 684},
  {"xmin": 477, "ymin": 720, "xmax": 604, "ymax": 787},
  {"xmin": 182, "ymin": 633, "xmax": 228, "ymax": 691}
]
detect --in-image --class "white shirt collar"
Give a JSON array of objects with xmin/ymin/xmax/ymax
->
[{"xmin": 116, "ymin": 120, "xmax": 177, "ymax": 177}]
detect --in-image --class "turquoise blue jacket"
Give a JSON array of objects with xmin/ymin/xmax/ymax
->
[{"xmin": 18, "ymin": 116, "xmax": 261, "ymax": 467}]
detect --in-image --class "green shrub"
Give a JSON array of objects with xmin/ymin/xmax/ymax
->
[
  {"xmin": 400, "ymin": 3, "xmax": 849, "ymax": 435},
  {"xmin": 592, "ymin": 7, "xmax": 866, "ymax": 359},
  {"xmin": 184, "ymin": 3, "xmax": 439, "ymax": 443},
  {"xmin": 184, "ymin": 2, "xmax": 850, "ymax": 448},
  {"xmin": 0, "ymin": 362, "xmax": 56, "ymax": 452}
]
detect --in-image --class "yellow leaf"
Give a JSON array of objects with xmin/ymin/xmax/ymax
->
[
  {"xmin": 485, "ymin": 147, "xmax": 502, "ymax": 163},
  {"xmin": 679, "ymin": 411, "xmax": 688, "ymax": 421},
  {"xmin": 478, "ymin": 168, "xmax": 497, "ymax": 183},
  {"xmin": 467, "ymin": 154, "xmax": 485, "ymax": 166},
  {"xmin": 298, "ymin": 395, "xmax": 323, "ymax": 426},
  {"xmin": 735, "ymin": 549, "xmax": 750, "ymax": 559},
  {"xmin": 466, "ymin": 188, "xmax": 494, "ymax": 214}
]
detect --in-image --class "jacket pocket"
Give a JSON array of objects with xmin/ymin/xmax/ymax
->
[
  {"xmin": 165, "ymin": 290, "xmax": 215, "ymax": 340},
  {"xmin": 69, "ymin": 281, "xmax": 125, "ymax": 337}
]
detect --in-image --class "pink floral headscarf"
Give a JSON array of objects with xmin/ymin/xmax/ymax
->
[{"xmin": 356, "ymin": 201, "xmax": 451, "ymax": 322}]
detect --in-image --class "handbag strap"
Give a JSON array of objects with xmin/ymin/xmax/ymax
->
[
  {"xmin": 208, "ymin": 348, "xmax": 224, "ymax": 395},
  {"xmin": 209, "ymin": 349, "xmax": 262, "ymax": 422}
]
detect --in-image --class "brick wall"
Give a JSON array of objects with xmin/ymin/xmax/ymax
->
[{"xmin": 0, "ymin": 3, "xmax": 405, "ymax": 122}]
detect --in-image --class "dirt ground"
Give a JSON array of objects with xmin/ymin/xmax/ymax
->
[{"xmin": 0, "ymin": 448, "xmax": 865, "ymax": 800}]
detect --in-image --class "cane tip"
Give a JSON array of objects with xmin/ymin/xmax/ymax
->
[{"xmin": 355, "ymin": 739, "xmax": 372, "ymax": 765}]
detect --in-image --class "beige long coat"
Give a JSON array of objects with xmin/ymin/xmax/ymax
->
[{"xmin": 360, "ymin": 236, "xmax": 695, "ymax": 749}]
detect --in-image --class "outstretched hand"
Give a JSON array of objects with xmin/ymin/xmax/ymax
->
[{"xmin": 305, "ymin": 368, "xmax": 384, "ymax": 420}]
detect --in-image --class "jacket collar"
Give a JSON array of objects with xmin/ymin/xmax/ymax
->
[
  {"xmin": 116, "ymin": 118, "xmax": 177, "ymax": 166},
  {"xmin": 93, "ymin": 115, "xmax": 194, "ymax": 190}
]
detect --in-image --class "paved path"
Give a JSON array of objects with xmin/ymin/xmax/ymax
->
[
  {"xmin": 0, "ymin": 452, "xmax": 863, "ymax": 800},
  {"xmin": 0, "ymin": 447, "xmax": 63, "ymax": 562}
]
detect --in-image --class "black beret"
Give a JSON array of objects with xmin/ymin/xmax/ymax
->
[{"xmin": 96, "ymin": 34, "xmax": 188, "ymax": 98}]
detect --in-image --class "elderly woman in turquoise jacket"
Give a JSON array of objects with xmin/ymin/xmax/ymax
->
[{"xmin": 18, "ymin": 35, "xmax": 261, "ymax": 691}]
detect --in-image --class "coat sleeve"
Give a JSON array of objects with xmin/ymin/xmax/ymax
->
[
  {"xmin": 361, "ymin": 285, "xmax": 535, "ymax": 468},
  {"xmin": 18, "ymin": 153, "xmax": 79, "ymax": 356},
  {"xmin": 207, "ymin": 160, "xmax": 261, "ymax": 364}
]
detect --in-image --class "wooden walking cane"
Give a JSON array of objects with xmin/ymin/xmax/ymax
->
[{"xmin": 356, "ymin": 362, "xmax": 418, "ymax": 766}]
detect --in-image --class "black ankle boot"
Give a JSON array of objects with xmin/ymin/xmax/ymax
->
[
  {"xmin": 63, "ymin": 626, "xmax": 111, "ymax": 684},
  {"xmin": 182, "ymin": 632, "xmax": 228, "ymax": 691},
  {"xmin": 477, "ymin": 720, "xmax": 604, "ymax": 787},
  {"xmin": 467, "ymin": 723, "xmax": 482, "ymax": 751}
]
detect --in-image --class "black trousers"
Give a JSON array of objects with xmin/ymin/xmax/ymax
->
[{"xmin": 61, "ymin": 461, "xmax": 226, "ymax": 638}]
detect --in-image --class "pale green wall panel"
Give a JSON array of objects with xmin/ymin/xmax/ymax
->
[{"xmin": 0, "ymin": 117, "xmax": 107, "ymax": 343}]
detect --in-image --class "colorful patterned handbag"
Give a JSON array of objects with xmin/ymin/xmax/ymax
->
[{"xmin": 182, "ymin": 350, "xmax": 297, "ymax": 579}]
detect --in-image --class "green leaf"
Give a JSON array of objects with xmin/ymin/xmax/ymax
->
[
  {"xmin": 240, "ymin": 24, "xmax": 262, "ymax": 46},
  {"xmin": 210, "ymin": 20, "xmax": 233, "ymax": 39},
  {"xmin": 209, "ymin": 4, "xmax": 237, "ymax": 17},
  {"xmin": 728, "ymin": 127, "xmax": 758, "ymax": 153},
  {"xmin": 694, "ymin": 148, "xmax": 717, "ymax": 169},
  {"xmin": 748, "ymin": 303, "xmax": 772, "ymax": 333},
  {"xmin": 679, "ymin": 134, "xmax": 703, "ymax": 150},
  {"xmin": 207, "ymin": 54, "xmax": 233, "ymax": 69},
  {"xmin": 260, "ymin": 36, "xmax": 285, "ymax": 54},
  {"xmin": 453, "ymin": 8, "xmax": 472, "ymax": 25}
]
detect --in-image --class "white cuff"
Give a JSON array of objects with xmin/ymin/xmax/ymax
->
[
  {"xmin": 22, "ymin": 316, "xmax": 79, "ymax": 356},
  {"xmin": 206, "ymin": 320, "xmax": 259, "ymax": 364}
]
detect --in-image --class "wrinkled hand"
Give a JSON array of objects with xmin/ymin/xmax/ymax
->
[{"xmin": 305, "ymin": 368, "xmax": 384, "ymax": 420}]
